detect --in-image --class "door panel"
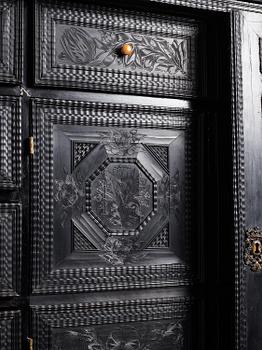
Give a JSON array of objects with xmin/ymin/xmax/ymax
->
[
  {"xmin": 34, "ymin": 0, "xmax": 202, "ymax": 97},
  {"xmin": 0, "ymin": 96, "xmax": 21, "ymax": 189},
  {"xmin": 31, "ymin": 297, "xmax": 196, "ymax": 350},
  {"xmin": 31, "ymin": 98, "xmax": 195, "ymax": 294},
  {"xmin": 0, "ymin": 310, "xmax": 21, "ymax": 349},
  {"xmin": 0, "ymin": 0, "xmax": 22, "ymax": 83},
  {"xmin": 0, "ymin": 203, "xmax": 21, "ymax": 296}
]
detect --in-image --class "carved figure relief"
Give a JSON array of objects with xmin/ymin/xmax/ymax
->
[
  {"xmin": 90, "ymin": 163, "xmax": 153, "ymax": 232},
  {"xmin": 53, "ymin": 321, "xmax": 184, "ymax": 350},
  {"xmin": 58, "ymin": 26, "xmax": 189, "ymax": 76}
]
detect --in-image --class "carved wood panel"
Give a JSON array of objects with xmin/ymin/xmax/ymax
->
[
  {"xmin": 35, "ymin": 0, "xmax": 202, "ymax": 97},
  {"xmin": 0, "ymin": 1, "xmax": 22, "ymax": 83},
  {"xmin": 0, "ymin": 203, "xmax": 21, "ymax": 296},
  {"xmin": 0, "ymin": 96, "xmax": 21, "ymax": 189},
  {"xmin": 31, "ymin": 98, "xmax": 195, "ymax": 294},
  {"xmin": 31, "ymin": 297, "xmax": 194, "ymax": 350},
  {"xmin": 0, "ymin": 310, "xmax": 21, "ymax": 349}
]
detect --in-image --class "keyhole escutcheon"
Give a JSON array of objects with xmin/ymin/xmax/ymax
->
[{"xmin": 252, "ymin": 240, "xmax": 262, "ymax": 255}]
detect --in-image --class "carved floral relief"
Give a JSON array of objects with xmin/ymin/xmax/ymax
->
[
  {"xmin": 53, "ymin": 321, "xmax": 184, "ymax": 350},
  {"xmin": 57, "ymin": 26, "xmax": 189, "ymax": 76}
]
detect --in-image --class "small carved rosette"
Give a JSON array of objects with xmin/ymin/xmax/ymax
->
[{"xmin": 245, "ymin": 227, "xmax": 262, "ymax": 272}]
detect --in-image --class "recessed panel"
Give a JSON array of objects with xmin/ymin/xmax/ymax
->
[
  {"xmin": 0, "ymin": 203, "xmax": 21, "ymax": 296},
  {"xmin": 0, "ymin": 1, "xmax": 22, "ymax": 83},
  {"xmin": 31, "ymin": 99, "xmax": 194, "ymax": 294},
  {"xmin": 0, "ymin": 97, "xmax": 21, "ymax": 189}
]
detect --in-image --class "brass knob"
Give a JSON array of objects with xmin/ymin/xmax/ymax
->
[{"xmin": 120, "ymin": 43, "xmax": 134, "ymax": 56}]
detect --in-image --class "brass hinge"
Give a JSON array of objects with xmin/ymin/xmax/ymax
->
[
  {"xmin": 28, "ymin": 136, "xmax": 34, "ymax": 155},
  {"xmin": 27, "ymin": 337, "xmax": 33, "ymax": 350}
]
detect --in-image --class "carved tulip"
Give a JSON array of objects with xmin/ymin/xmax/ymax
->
[{"xmin": 60, "ymin": 27, "xmax": 96, "ymax": 64}]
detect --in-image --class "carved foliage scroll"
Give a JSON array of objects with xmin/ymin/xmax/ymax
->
[
  {"xmin": 0, "ymin": 203, "xmax": 21, "ymax": 296},
  {"xmin": 35, "ymin": 0, "xmax": 200, "ymax": 97},
  {"xmin": 0, "ymin": 96, "xmax": 21, "ymax": 189},
  {"xmin": 0, "ymin": 1, "xmax": 22, "ymax": 83}
]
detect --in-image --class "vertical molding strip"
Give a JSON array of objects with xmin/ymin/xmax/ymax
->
[{"xmin": 231, "ymin": 11, "xmax": 247, "ymax": 350}]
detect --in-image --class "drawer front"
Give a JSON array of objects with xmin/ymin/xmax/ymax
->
[
  {"xmin": 31, "ymin": 297, "xmax": 196, "ymax": 350},
  {"xmin": 0, "ymin": 311, "xmax": 21, "ymax": 349},
  {"xmin": 35, "ymin": 1, "xmax": 202, "ymax": 97},
  {"xmin": 31, "ymin": 98, "xmax": 195, "ymax": 294},
  {"xmin": 0, "ymin": 1, "xmax": 22, "ymax": 83}
]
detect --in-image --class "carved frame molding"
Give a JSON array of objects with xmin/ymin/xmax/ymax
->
[
  {"xmin": 230, "ymin": 10, "xmax": 246, "ymax": 350},
  {"xmin": 148, "ymin": 0, "xmax": 262, "ymax": 13}
]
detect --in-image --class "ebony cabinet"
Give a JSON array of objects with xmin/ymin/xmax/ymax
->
[{"xmin": 0, "ymin": 0, "xmax": 262, "ymax": 349}]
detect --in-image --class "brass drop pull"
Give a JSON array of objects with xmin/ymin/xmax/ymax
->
[{"xmin": 120, "ymin": 43, "xmax": 134, "ymax": 56}]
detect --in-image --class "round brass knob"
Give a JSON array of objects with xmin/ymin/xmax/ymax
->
[{"xmin": 120, "ymin": 43, "xmax": 134, "ymax": 56}]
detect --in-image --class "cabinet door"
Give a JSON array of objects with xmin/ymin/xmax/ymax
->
[
  {"xmin": 30, "ymin": 99, "xmax": 196, "ymax": 294},
  {"xmin": 29, "ymin": 97, "xmax": 203, "ymax": 348}
]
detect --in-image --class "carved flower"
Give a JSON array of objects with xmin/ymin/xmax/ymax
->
[
  {"xmin": 106, "ymin": 327, "xmax": 140, "ymax": 350},
  {"xmin": 100, "ymin": 129, "xmax": 143, "ymax": 156},
  {"xmin": 100, "ymin": 236, "xmax": 146, "ymax": 265},
  {"xmin": 54, "ymin": 174, "xmax": 84, "ymax": 208},
  {"xmin": 60, "ymin": 27, "xmax": 96, "ymax": 65}
]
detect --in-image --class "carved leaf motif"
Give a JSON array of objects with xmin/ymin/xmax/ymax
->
[
  {"xmin": 53, "ymin": 322, "xmax": 184, "ymax": 350},
  {"xmin": 99, "ymin": 236, "xmax": 147, "ymax": 266},
  {"xmin": 60, "ymin": 27, "xmax": 97, "ymax": 64},
  {"xmin": 100, "ymin": 129, "xmax": 144, "ymax": 156},
  {"xmin": 58, "ymin": 27, "xmax": 188, "ymax": 75}
]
